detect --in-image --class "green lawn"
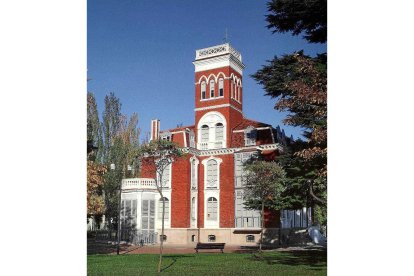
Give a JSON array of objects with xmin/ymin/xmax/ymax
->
[{"xmin": 88, "ymin": 250, "xmax": 327, "ymax": 275}]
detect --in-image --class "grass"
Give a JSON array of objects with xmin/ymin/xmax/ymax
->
[{"xmin": 87, "ymin": 249, "xmax": 327, "ymax": 275}]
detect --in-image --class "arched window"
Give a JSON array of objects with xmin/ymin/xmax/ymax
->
[
  {"xmin": 191, "ymin": 197, "xmax": 196, "ymax": 220},
  {"xmin": 201, "ymin": 125, "xmax": 209, "ymax": 143},
  {"xmin": 207, "ymin": 197, "xmax": 218, "ymax": 220},
  {"xmin": 206, "ymin": 160, "xmax": 218, "ymax": 188},
  {"xmin": 215, "ymin": 123, "xmax": 224, "ymax": 144},
  {"xmin": 238, "ymin": 86, "xmax": 241, "ymax": 101},
  {"xmin": 231, "ymin": 81, "xmax": 234, "ymax": 98},
  {"xmin": 201, "ymin": 81, "xmax": 206, "ymax": 100},
  {"xmin": 218, "ymin": 78, "xmax": 224, "ymax": 97},
  {"xmin": 158, "ymin": 197, "xmax": 169, "ymax": 220},
  {"xmin": 210, "ymin": 79, "xmax": 215, "ymax": 98}
]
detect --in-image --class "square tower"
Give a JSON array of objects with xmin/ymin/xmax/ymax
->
[{"xmin": 193, "ymin": 43, "xmax": 245, "ymax": 150}]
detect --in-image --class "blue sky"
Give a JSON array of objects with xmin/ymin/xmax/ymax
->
[{"xmin": 87, "ymin": 0, "xmax": 327, "ymax": 141}]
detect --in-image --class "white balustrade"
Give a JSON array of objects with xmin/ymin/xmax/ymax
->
[
  {"xmin": 121, "ymin": 178, "xmax": 157, "ymax": 190},
  {"xmin": 195, "ymin": 43, "xmax": 242, "ymax": 62}
]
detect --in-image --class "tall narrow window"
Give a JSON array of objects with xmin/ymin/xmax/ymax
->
[
  {"xmin": 207, "ymin": 197, "xmax": 218, "ymax": 220},
  {"xmin": 201, "ymin": 82, "xmax": 206, "ymax": 99},
  {"xmin": 206, "ymin": 159, "xmax": 218, "ymax": 188},
  {"xmin": 231, "ymin": 81, "xmax": 234, "ymax": 98},
  {"xmin": 159, "ymin": 163, "xmax": 170, "ymax": 187},
  {"xmin": 218, "ymin": 78, "xmax": 224, "ymax": 97},
  {"xmin": 158, "ymin": 197, "xmax": 169, "ymax": 220},
  {"xmin": 238, "ymin": 86, "xmax": 241, "ymax": 101},
  {"xmin": 191, "ymin": 197, "xmax": 196, "ymax": 220},
  {"xmin": 215, "ymin": 123, "xmax": 224, "ymax": 148},
  {"xmin": 201, "ymin": 125, "xmax": 209, "ymax": 143},
  {"xmin": 191, "ymin": 159, "xmax": 197, "ymax": 189},
  {"xmin": 210, "ymin": 79, "xmax": 215, "ymax": 98}
]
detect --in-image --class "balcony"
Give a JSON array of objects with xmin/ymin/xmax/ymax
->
[
  {"xmin": 121, "ymin": 178, "xmax": 157, "ymax": 190},
  {"xmin": 198, "ymin": 141, "xmax": 224, "ymax": 150}
]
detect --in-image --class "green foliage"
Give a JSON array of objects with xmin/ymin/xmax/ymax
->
[
  {"xmin": 99, "ymin": 92, "xmax": 140, "ymax": 223},
  {"xmin": 87, "ymin": 92, "xmax": 103, "ymax": 162},
  {"xmin": 243, "ymin": 160, "xmax": 286, "ymax": 205},
  {"xmin": 253, "ymin": 1, "xmax": 327, "ymax": 228},
  {"xmin": 266, "ymin": 0, "xmax": 327, "ymax": 43}
]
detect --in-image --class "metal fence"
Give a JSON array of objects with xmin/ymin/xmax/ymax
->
[{"xmin": 90, "ymin": 229, "xmax": 158, "ymax": 245}]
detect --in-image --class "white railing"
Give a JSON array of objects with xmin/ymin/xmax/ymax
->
[
  {"xmin": 122, "ymin": 178, "xmax": 157, "ymax": 190},
  {"xmin": 198, "ymin": 141, "xmax": 224, "ymax": 150},
  {"xmin": 199, "ymin": 142, "xmax": 208, "ymax": 150},
  {"xmin": 195, "ymin": 43, "xmax": 242, "ymax": 62}
]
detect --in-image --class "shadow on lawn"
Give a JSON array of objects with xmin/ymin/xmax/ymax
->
[
  {"xmin": 87, "ymin": 239, "xmax": 135, "ymax": 255},
  {"xmin": 161, "ymin": 255, "xmax": 195, "ymax": 272},
  {"xmin": 251, "ymin": 248, "xmax": 327, "ymax": 269}
]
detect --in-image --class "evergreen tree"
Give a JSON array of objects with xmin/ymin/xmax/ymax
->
[{"xmin": 266, "ymin": 0, "xmax": 327, "ymax": 43}]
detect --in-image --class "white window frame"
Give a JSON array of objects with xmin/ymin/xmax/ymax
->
[
  {"xmin": 201, "ymin": 81, "xmax": 206, "ymax": 99},
  {"xmin": 218, "ymin": 78, "xmax": 224, "ymax": 97},
  {"xmin": 210, "ymin": 79, "xmax": 215, "ymax": 98},
  {"xmin": 158, "ymin": 197, "xmax": 170, "ymax": 221}
]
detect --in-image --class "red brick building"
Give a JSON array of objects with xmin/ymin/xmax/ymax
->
[{"xmin": 121, "ymin": 43, "xmax": 294, "ymax": 246}]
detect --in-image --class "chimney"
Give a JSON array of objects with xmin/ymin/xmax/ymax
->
[{"xmin": 150, "ymin": 119, "xmax": 160, "ymax": 141}]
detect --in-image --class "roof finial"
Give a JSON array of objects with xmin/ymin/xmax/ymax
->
[{"xmin": 223, "ymin": 28, "xmax": 229, "ymax": 43}]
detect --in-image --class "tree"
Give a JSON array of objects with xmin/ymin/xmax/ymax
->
[
  {"xmin": 243, "ymin": 160, "xmax": 286, "ymax": 252},
  {"xmin": 139, "ymin": 140, "xmax": 184, "ymax": 273},
  {"xmin": 266, "ymin": 0, "xmax": 327, "ymax": 43},
  {"xmin": 87, "ymin": 161, "xmax": 106, "ymax": 217},
  {"xmin": 99, "ymin": 92, "xmax": 140, "ymax": 254},
  {"xmin": 252, "ymin": 51, "xmax": 327, "ymax": 227},
  {"xmin": 87, "ymin": 92, "xmax": 104, "ymax": 162},
  {"xmin": 253, "ymin": 0, "xmax": 327, "ymax": 230}
]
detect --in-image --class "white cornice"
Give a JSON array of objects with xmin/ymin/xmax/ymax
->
[
  {"xmin": 194, "ymin": 103, "xmax": 242, "ymax": 114},
  {"xmin": 193, "ymin": 55, "xmax": 244, "ymax": 75},
  {"xmin": 181, "ymin": 143, "xmax": 282, "ymax": 157}
]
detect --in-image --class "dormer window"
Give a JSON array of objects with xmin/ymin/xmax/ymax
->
[
  {"xmin": 201, "ymin": 82, "xmax": 206, "ymax": 99},
  {"xmin": 210, "ymin": 79, "xmax": 215, "ymax": 98},
  {"xmin": 219, "ymin": 78, "xmax": 224, "ymax": 97},
  {"xmin": 160, "ymin": 132, "xmax": 171, "ymax": 141},
  {"xmin": 245, "ymin": 126, "xmax": 257, "ymax": 146}
]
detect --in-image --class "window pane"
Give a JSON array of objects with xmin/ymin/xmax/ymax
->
[
  {"xmin": 201, "ymin": 125, "xmax": 209, "ymax": 142},
  {"xmin": 215, "ymin": 123, "xmax": 224, "ymax": 141},
  {"xmin": 201, "ymin": 82, "xmax": 206, "ymax": 99},
  {"xmin": 210, "ymin": 80, "xmax": 215, "ymax": 97},
  {"xmin": 219, "ymin": 79, "xmax": 224, "ymax": 97}
]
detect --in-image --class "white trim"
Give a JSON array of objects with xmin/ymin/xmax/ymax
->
[
  {"xmin": 199, "ymin": 96, "xmax": 224, "ymax": 102},
  {"xmin": 194, "ymin": 103, "xmax": 242, "ymax": 114},
  {"xmin": 196, "ymin": 111, "xmax": 227, "ymax": 150},
  {"xmin": 233, "ymin": 126, "xmax": 273, "ymax": 133},
  {"xmin": 193, "ymin": 55, "xmax": 244, "ymax": 75},
  {"xmin": 202, "ymin": 156, "xmax": 222, "ymax": 229}
]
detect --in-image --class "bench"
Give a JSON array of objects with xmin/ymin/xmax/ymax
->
[{"xmin": 195, "ymin": 242, "xmax": 225, "ymax": 253}]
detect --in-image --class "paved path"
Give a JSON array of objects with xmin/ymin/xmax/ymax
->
[{"xmin": 88, "ymin": 239, "xmax": 324, "ymax": 255}]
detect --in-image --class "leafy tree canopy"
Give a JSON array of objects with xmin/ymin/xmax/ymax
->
[{"xmin": 266, "ymin": 0, "xmax": 327, "ymax": 43}]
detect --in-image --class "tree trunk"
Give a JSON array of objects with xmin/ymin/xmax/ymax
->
[
  {"xmin": 259, "ymin": 200, "xmax": 265, "ymax": 253},
  {"xmin": 116, "ymin": 187, "xmax": 122, "ymax": 255},
  {"xmin": 158, "ymin": 195, "xmax": 165, "ymax": 273}
]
